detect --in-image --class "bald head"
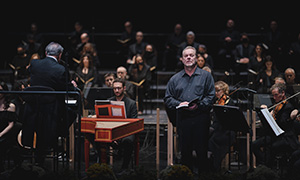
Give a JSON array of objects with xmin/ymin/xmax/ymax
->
[{"xmin": 117, "ymin": 66, "xmax": 128, "ymax": 79}]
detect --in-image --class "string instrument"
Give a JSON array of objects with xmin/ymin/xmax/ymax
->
[
  {"xmin": 271, "ymin": 99, "xmax": 287, "ymax": 120},
  {"xmin": 216, "ymin": 94, "xmax": 228, "ymax": 105},
  {"xmin": 267, "ymin": 91, "xmax": 300, "ymax": 120},
  {"xmin": 268, "ymin": 91, "xmax": 300, "ymax": 111},
  {"xmin": 215, "ymin": 87, "xmax": 240, "ymax": 105}
]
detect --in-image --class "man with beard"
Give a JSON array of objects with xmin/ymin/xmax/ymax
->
[
  {"xmin": 164, "ymin": 46, "xmax": 215, "ymax": 174},
  {"xmin": 108, "ymin": 78, "xmax": 138, "ymax": 172}
]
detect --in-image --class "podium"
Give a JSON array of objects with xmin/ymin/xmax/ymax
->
[
  {"xmin": 81, "ymin": 104, "xmax": 144, "ymax": 171},
  {"xmin": 213, "ymin": 104, "xmax": 250, "ymax": 170}
]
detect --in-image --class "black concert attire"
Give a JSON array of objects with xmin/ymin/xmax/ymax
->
[
  {"xmin": 162, "ymin": 31, "xmax": 185, "ymax": 71},
  {"xmin": 217, "ymin": 27, "xmax": 240, "ymax": 71},
  {"xmin": 248, "ymin": 55, "xmax": 265, "ymax": 73},
  {"xmin": 11, "ymin": 54, "xmax": 30, "ymax": 80},
  {"xmin": 124, "ymin": 80, "xmax": 136, "ymax": 100},
  {"xmin": 127, "ymin": 42, "xmax": 148, "ymax": 61},
  {"xmin": 22, "ymin": 56, "xmax": 77, "ymax": 165},
  {"xmin": 208, "ymin": 95, "xmax": 236, "ymax": 171},
  {"xmin": 0, "ymin": 111, "xmax": 21, "ymax": 172},
  {"xmin": 255, "ymin": 68, "xmax": 281, "ymax": 94},
  {"xmin": 108, "ymin": 95, "xmax": 138, "ymax": 169},
  {"xmin": 75, "ymin": 66, "xmax": 97, "ymax": 91},
  {"xmin": 128, "ymin": 63, "xmax": 152, "ymax": 112},
  {"xmin": 164, "ymin": 67, "xmax": 215, "ymax": 173},
  {"xmin": 233, "ymin": 42, "xmax": 255, "ymax": 72},
  {"xmin": 118, "ymin": 29, "xmax": 136, "ymax": 62},
  {"xmin": 252, "ymin": 101, "xmax": 299, "ymax": 167}
]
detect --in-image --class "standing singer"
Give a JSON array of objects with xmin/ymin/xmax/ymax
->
[{"xmin": 164, "ymin": 46, "xmax": 215, "ymax": 174}]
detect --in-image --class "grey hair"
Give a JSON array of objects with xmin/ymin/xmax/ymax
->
[
  {"xmin": 182, "ymin": 46, "xmax": 197, "ymax": 54},
  {"xmin": 45, "ymin": 42, "xmax": 64, "ymax": 56}
]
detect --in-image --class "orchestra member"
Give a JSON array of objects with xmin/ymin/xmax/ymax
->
[
  {"xmin": 164, "ymin": 46, "xmax": 215, "ymax": 174},
  {"xmin": 208, "ymin": 80, "xmax": 235, "ymax": 171},
  {"xmin": 252, "ymin": 83, "xmax": 299, "ymax": 167},
  {"xmin": 108, "ymin": 78, "xmax": 138, "ymax": 171},
  {"xmin": 0, "ymin": 81, "xmax": 20, "ymax": 172}
]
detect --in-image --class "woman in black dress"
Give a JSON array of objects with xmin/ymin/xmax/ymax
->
[
  {"xmin": 0, "ymin": 81, "xmax": 20, "ymax": 172},
  {"xmin": 75, "ymin": 53, "xmax": 98, "ymax": 90}
]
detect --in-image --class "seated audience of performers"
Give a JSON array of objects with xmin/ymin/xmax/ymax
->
[
  {"xmin": 116, "ymin": 66, "xmax": 135, "ymax": 100},
  {"xmin": 118, "ymin": 21, "xmax": 136, "ymax": 62},
  {"xmin": 208, "ymin": 80, "xmax": 236, "ymax": 172},
  {"xmin": 255, "ymin": 55, "xmax": 282, "ymax": 94},
  {"xmin": 233, "ymin": 32, "xmax": 255, "ymax": 74},
  {"xmin": 103, "ymin": 72, "xmax": 116, "ymax": 88},
  {"xmin": 75, "ymin": 53, "xmax": 98, "ymax": 91},
  {"xmin": 126, "ymin": 31, "xmax": 148, "ymax": 66},
  {"xmin": 284, "ymin": 67, "xmax": 297, "ymax": 86},
  {"xmin": 196, "ymin": 54, "xmax": 206, "ymax": 69},
  {"xmin": 197, "ymin": 44, "xmax": 214, "ymax": 69},
  {"xmin": 78, "ymin": 42, "xmax": 101, "ymax": 69},
  {"xmin": 0, "ymin": 81, "xmax": 21, "ymax": 172},
  {"xmin": 10, "ymin": 44, "xmax": 30, "ymax": 80},
  {"xmin": 142, "ymin": 44, "xmax": 158, "ymax": 69},
  {"xmin": 283, "ymin": 67, "xmax": 299, "ymax": 108},
  {"xmin": 161, "ymin": 23, "xmax": 185, "ymax": 71},
  {"xmin": 248, "ymin": 43, "xmax": 266, "ymax": 73},
  {"xmin": 252, "ymin": 83, "xmax": 299, "ymax": 167},
  {"xmin": 128, "ymin": 54, "xmax": 152, "ymax": 115}
]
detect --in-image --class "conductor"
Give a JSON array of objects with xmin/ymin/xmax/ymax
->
[
  {"xmin": 164, "ymin": 46, "xmax": 215, "ymax": 174},
  {"xmin": 22, "ymin": 42, "xmax": 78, "ymax": 166}
]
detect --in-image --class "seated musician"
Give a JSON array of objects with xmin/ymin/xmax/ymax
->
[
  {"xmin": 0, "ymin": 81, "xmax": 21, "ymax": 172},
  {"xmin": 208, "ymin": 80, "xmax": 236, "ymax": 171},
  {"xmin": 252, "ymin": 83, "xmax": 299, "ymax": 167},
  {"xmin": 95, "ymin": 78, "xmax": 138, "ymax": 172},
  {"xmin": 289, "ymin": 109, "xmax": 300, "ymax": 176}
]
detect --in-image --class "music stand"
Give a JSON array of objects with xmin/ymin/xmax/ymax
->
[
  {"xmin": 84, "ymin": 87, "xmax": 114, "ymax": 110},
  {"xmin": 213, "ymin": 104, "xmax": 249, "ymax": 133},
  {"xmin": 213, "ymin": 104, "xmax": 250, "ymax": 171},
  {"xmin": 253, "ymin": 94, "xmax": 273, "ymax": 110}
]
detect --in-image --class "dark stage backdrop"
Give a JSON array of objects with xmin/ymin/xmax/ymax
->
[{"xmin": 2, "ymin": 4, "xmax": 299, "ymax": 70}]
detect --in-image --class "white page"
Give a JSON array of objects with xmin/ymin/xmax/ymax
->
[{"xmin": 261, "ymin": 108, "xmax": 285, "ymax": 136}]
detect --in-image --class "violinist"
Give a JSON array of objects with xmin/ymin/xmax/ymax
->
[
  {"xmin": 214, "ymin": 80, "xmax": 234, "ymax": 106},
  {"xmin": 208, "ymin": 80, "xmax": 235, "ymax": 171},
  {"xmin": 252, "ymin": 83, "xmax": 299, "ymax": 167}
]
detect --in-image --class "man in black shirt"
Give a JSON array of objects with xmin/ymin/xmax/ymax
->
[
  {"xmin": 164, "ymin": 46, "xmax": 215, "ymax": 174},
  {"xmin": 108, "ymin": 78, "xmax": 138, "ymax": 170}
]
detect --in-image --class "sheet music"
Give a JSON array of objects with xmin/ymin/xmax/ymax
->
[
  {"xmin": 111, "ymin": 107, "xmax": 123, "ymax": 117},
  {"xmin": 110, "ymin": 101, "xmax": 127, "ymax": 118},
  {"xmin": 261, "ymin": 108, "xmax": 285, "ymax": 136}
]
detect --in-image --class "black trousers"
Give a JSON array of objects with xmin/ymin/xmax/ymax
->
[{"xmin": 177, "ymin": 110, "xmax": 210, "ymax": 173}]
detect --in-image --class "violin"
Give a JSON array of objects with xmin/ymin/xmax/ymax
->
[
  {"xmin": 272, "ymin": 99, "xmax": 287, "ymax": 120},
  {"xmin": 216, "ymin": 94, "xmax": 228, "ymax": 105}
]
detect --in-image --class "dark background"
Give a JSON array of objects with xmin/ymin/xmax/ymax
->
[{"xmin": 3, "ymin": 3, "xmax": 299, "ymax": 70}]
